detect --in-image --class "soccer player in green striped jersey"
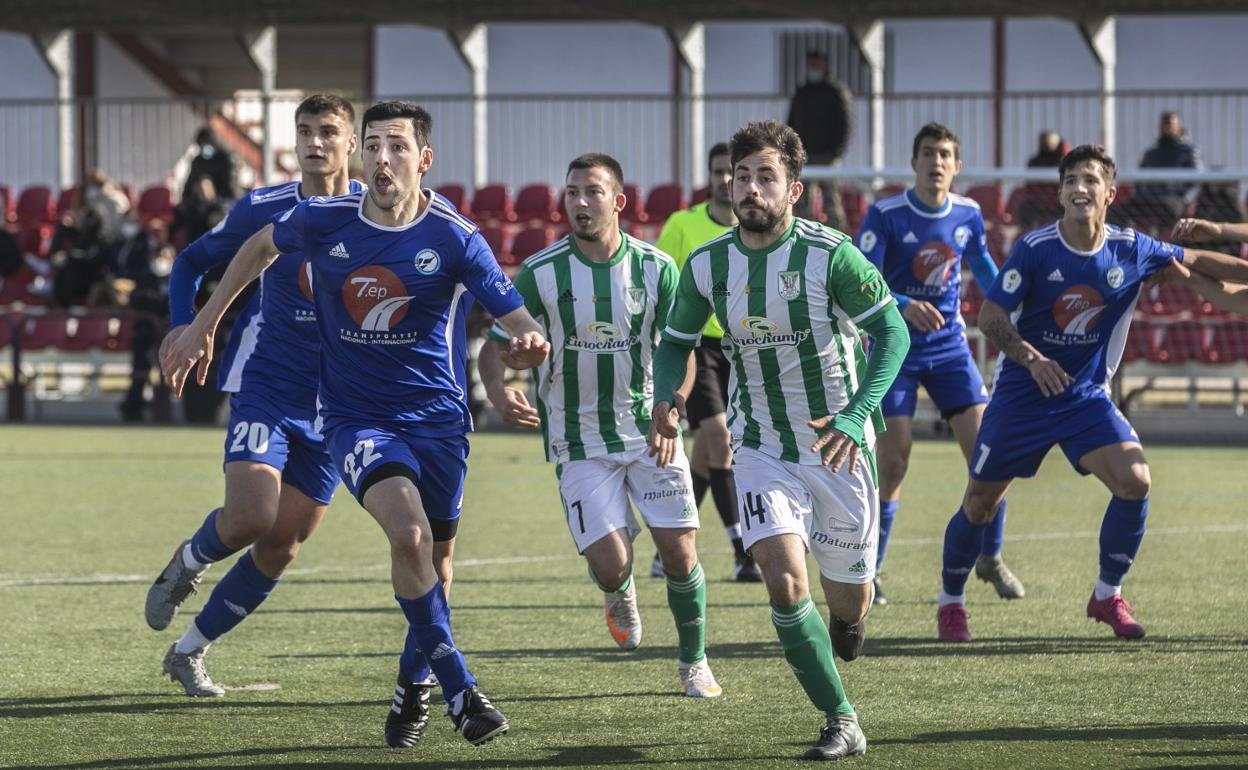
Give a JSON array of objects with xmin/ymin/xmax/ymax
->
[
  {"xmin": 650, "ymin": 121, "xmax": 911, "ymax": 761},
  {"xmin": 478, "ymin": 153, "xmax": 722, "ymax": 698}
]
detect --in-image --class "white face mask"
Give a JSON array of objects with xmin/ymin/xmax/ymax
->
[
  {"xmin": 121, "ymin": 221, "xmax": 140, "ymax": 239},
  {"xmin": 807, "ymin": 67, "xmax": 826, "ymax": 82},
  {"xmin": 200, "ymin": 145, "xmax": 216, "ymax": 160}
]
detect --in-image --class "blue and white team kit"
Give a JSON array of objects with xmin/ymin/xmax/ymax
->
[
  {"xmin": 857, "ymin": 189, "xmax": 998, "ymax": 419},
  {"xmin": 270, "ymin": 189, "xmax": 524, "ymax": 529},
  {"xmin": 971, "ymin": 223, "xmax": 1183, "ymax": 481},
  {"xmin": 169, "ymin": 180, "xmax": 364, "ymax": 505}
]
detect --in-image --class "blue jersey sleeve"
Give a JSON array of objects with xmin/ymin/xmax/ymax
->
[
  {"xmin": 1133, "ymin": 231, "xmax": 1185, "ymax": 279},
  {"xmin": 963, "ymin": 212, "xmax": 999, "ymax": 290},
  {"xmin": 167, "ymin": 196, "xmax": 257, "ymax": 326},
  {"xmin": 271, "ymin": 199, "xmax": 311, "ymax": 256},
  {"xmin": 856, "ymin": 204, "xmax": 910, "ymax": 309},
  {"xmin": 985, "ymin": 238, "xmax": 1032, "ymax": 311},
  {"xmin": 457, "ymin": 230, "xmax": 525, "ymax": 318}
]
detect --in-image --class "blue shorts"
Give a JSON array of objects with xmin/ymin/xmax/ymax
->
[
  {"xmin": 969, "ymin": 391, "xmax": 1140, "ymax": 482},
  {"xmin": 324, "ymin": 419, "xmax": 469, "ymax": 523},
  {"xmin": 224, "ymin": 392, "xmax": 340, "ymax": 505},
  {"xmin": 882, "ymin": 347, "xmax": 989, "ymax": 419}
]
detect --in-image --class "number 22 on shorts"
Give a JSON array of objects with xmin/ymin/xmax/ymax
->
[{"xmin": 343, "ymin": 438, "xmax": 382, "ymax": 485}]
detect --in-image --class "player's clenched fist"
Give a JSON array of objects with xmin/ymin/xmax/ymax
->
[{"xmin": 500, "ymin": 331, "xmax": 550, "ymax": 370}]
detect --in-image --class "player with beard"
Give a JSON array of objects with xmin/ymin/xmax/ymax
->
[
  {"xmin": 649, "ymin": 120, "xmax": 910, "ymax": 761},
  {"xmin": 649, "ymin": 143, "xmax": 760, "ymax": 582},
  {"xmin": 162, "ymin": 100, "xmax": 549, "ymax": 750},
  {"xmin": 478, "ymin": 153, "xmax": 721, "ymax": 697},
  {"xmin": 936, "ymin": 145, "xmax": 1248, "ymax": 643},
  {"xmin": 145, "ymin": 94, "xmax": 362, "ymax": 697}
]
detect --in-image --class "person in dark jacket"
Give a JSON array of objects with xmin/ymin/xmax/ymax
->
[
  {"xmin": 182, "ymin": 127, "xmax": 236, "ymax": 202},
  {"xmin": 787, "ymin": 52, "xmax": 854, "ymax": 231},
  {"xmin": 1136, "ymin": 111, "xmax": 1201, "ymax": 223}
]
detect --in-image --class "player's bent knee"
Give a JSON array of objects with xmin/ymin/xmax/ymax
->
[
  {"xmin": 878, "ymin": 452, "xmax": 908, "ymax": 489},
  {"xmin": 1113, "ymin": 469, "xmax": 1151, "ymax": 500}
]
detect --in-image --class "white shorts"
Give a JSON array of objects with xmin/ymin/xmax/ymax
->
[
  {"xmin": 734, "ymin": 446, "xmax": 879, "ymax": 584},
  {"xmin": 557, "ymin": 443, "xmax": 699, "ymax": 553}
]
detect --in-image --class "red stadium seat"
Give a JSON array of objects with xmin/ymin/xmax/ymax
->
[
  {"xmin": 20, "ymin": 314, "xmax": 66, "ymax": 351},
  {"xmin": 1122, "ymin": 320, "xmax": 1154, "ymax": 363},
  {"xmin": 620, "ymin": 184, "xmax": 647, "ymax": 224},
  {"xmin": 1150, "ymin": 321, "xmax": 1203, "ymax": 364},
  {"xmin": 514, "ymin": 184, "xmax": 561, "ymax": 224},
  {"xmin": 56, "ymin": 185, "xmax": 79, "ymax": 218},
  {"xmin": 0, "ymin": 265, "xmax": 39, "ymax": 305},
  {"xmin": 472, "ymin": 184, "xmax": 516, "ymax": 224},
  {"xmin": 984, "ymin": 227, "xmax": 1008, "ymax": 267},
  {"xmin": 479, "ymin": 225, "xmax": 509, "ymax": 260},
  {"xmin": 0, "ymin": 314, "xmax": 13, "ymax": 349},
  {"xmin": 435, "ymin": 184, "xmax": 471, "ymax": 217},
  {"xmin": 0, "ymin": 184, "xmax": 14, "ymax": 223},
  {"xmin": 510, "ymin": 226, "xmax": 554, "ymax": 262},
  {"xmin": 57, "ymin": 315, "xmax": 107, "ymax": 351},
  {"xmin": 644, "ymin": 184, "xmax": 686, "ymax": 224},
  {"xmin": 137, "ymin": 186, "xmax": 174, "ymax": 227},
  {"xmin": 840, "ymin": 186, "xmax": 867, "ymax": 236},
  {"xmin": 691, "ymin": 186, "xmax": 709, "ymax": 205},
  {"xmin": 1204, "ymin": 321, "xmax": 1248, "ymax": 364},
  {"xmin": 16, "ymin": 185, "xmax": 55, "ymax": 225},
  {"xmin": 965, "ymin": 184, "xmax": 1006, "ymax": 225}
]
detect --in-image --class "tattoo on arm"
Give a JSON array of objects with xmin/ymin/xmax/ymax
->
[{"xmin": 981, "ymin": 315, "xmax": 1034, "ymax": 367}]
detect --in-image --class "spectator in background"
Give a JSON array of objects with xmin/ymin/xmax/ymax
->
[
  {"xmin": 1136, "ymin": 111, "xmax": 1202, "ymax": 223},
  {"xmin": 1016, "ymin": 130, "xmax": 1068, "ymax": 229},
  {"xmin": 182, "ymin": 126, "xmax": 236, "ymax": 202},
  {"xmin": 112, "ymin": 218, "xmax": 173, "ymax": 422},
  {"xmin": 787, "ymin": 51, "xmax": 853, "ymax": 231},
  {"xmin": 170, "ymin": 175, "xmax": 227, "ymax": 250}
]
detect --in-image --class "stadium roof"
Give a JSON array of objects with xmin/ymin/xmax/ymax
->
[{"xmin": 5, "ymin": 0, "xmax": 1248, "ymax": 34}]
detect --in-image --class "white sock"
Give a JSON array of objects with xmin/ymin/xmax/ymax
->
[
  {"xmin": 1093, "ymin": 579, "xmax": 1121, "ymax": 601},
  {"xmin": 937, "ymin": 589, "xmax": 965, "ymax": 607},
  {"xmin": 182, "ymin": 542, "xmax": 209, "ymax": 571},
  {"xmin": 725, "ymin": 523, "xmax": 742, "ymax": 541},
  {"xmin": 175, "ymin": 621, "xmax": 212, "ymax": 654}
]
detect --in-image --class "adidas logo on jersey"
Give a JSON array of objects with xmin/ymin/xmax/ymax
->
[
  {"xmin": 711, "ymin": 280, "xmax": 731, "ymax": 297},
  {"xmin": 330, "ymin": 242, "xmax": 351, "ymax": 259},
  {"xmin": 848, "ymin": 559, "xmax": 868, "ymax": 575},
  {"xmin": 1047, "ymin": 268, "xmax": 1065, "ymax": 281},
  {"xmin": 902, "ymin": 232, "xmax": 919, "ymax": 243},
  {"xmin": 557, "ymin": 288, "xmax": 576, "ymax": 303},
  {"xmin": 431, "ymin": 643, "xmax": 457, "ymax": 660}
]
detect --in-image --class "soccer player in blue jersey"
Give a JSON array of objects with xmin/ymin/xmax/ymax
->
[
  {"xmin": 144, "ymin": 94, "xmax": 360, "ymax": 697},
  {"xmin": 937, "ymin": 145, "xmax": 1248, "ymax": 642},
  {"xmin": 162, "ymin": 101, "xmax": 548, "ymax": 748},
  {"xmin": 857, "ymin": 123, "xmax": 1023, "ymax": 608}
]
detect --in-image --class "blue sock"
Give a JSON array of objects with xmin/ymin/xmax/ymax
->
[
  {"xmin": 876, "ymin": 499, "xmax": 900, "ymax": 570},
  {"xmin": 399, "ymin": 630, "xmax": 432, "ymax": 686},
  {"xmin": 396, "ymin": 582, "xmax": 475, "ymax": 703},
  {"xmin": 193, "ymin": 551, "xmax": 279, "ymax": 641},
  {"xmin": 1098, "ymin": 496, "xmax": 1149, "ymax": 586},
  {"xmin": 942, "ymin": 508, "xmax": 988, "ymax": 596},
  {"xmin": 189, "ymin": 508, "xmax": 240, "ymax": 565},
  {"xmin": 980, "ymin": 500, "xmax": 1007, "ymax": 558}
]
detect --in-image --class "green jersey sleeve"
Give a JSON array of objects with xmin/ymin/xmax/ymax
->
[
  {"xmin": 827, "ymin": 240, "xmax": 895, "ymax": 326},
  {"xmin": 660, "ymin": 254, "xmax": 713, "ymax": 345},
  {"xmin": 511, "ymin": 263, "xmax": 546, "ymax": 321}
]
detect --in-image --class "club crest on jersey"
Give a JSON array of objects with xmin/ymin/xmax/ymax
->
[
  {"xmin": 1106, "ymin": 266, "xmax": 1125, "ymax": 289},
  {"xmin": 1002, "ymin": 269, "xmax": 1023, "ymax": 293},
  {"xmin": 1052, "ymin": 284, "xmax": 1105, "ymax": 336},
  {"xmin": 625, "ymin": 286, "xmax": 645, "ymax": 314},
  {"xmin": 778, "ymin": 271, "xmax": 802, "ymax": 301},
  {"xmin": 414, "ymin": 249, "xmax": 441, "ymax": 275},
  {"xmin": 954, "ymin": 225, "xmax": 971, "ymax": 248},
  {"xmin": 858, "ymin": 229, "xmax": 877, "ymax": 254},
  {"xmin": 340, "ymin": 266, "xmax": 415, "ymax": 338}
]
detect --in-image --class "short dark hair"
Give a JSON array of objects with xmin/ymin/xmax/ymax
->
[
  {"xmin": 730, "ymin": 121, "xmax": 806, "ymax": 183},
  {"xmin": 567, "ymin": 152, "xmax": 624, "ymax": 192},
  {"xmin": 912, "ymin": 122, "xmax": 960, "ymax": 160},
  {"xmin": 1058, "ymin": 144, "xmax": 1117, "ymax": 183},
  {"xmin": 707, "ymin": 142, "xmax": 731, "ymax": 169},
  {"xmin": 361, "ymin": 100, "xmax": 432, "ymax": 149},
  {"xmin": 295, "ymin": 93, "xmax": 355, "ymax": 125}
]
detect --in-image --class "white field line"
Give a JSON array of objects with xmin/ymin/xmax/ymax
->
[{"xmin": 2, "ymin": 523, "xmax": 1246, "ymax": 588}]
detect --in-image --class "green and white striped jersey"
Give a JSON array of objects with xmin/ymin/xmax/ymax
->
[
  {"xmin": 662, "ymin": 218, "xmax": 894, "ymax": 466},
  {"xmin": 489, "ymin": 234, "xmax": 679, "ymax": 464}
]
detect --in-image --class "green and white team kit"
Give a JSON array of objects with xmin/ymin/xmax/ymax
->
[
  {"xmin": 488, "ymin": 233, "xmax": 679, "ymax": 464},
  {"xmin": 661, "ymin": 218, "xmax": 896, "ymax": 467}
]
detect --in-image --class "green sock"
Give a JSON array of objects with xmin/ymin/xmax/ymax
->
[
  {"xmin": 771, "ymin": 597, "xmax": 854, "ymax": 715},
  {"xmin": 589, "ymin": 566, "xmax": 632, "ymax": 595},
  {"xmin": 665, "ymin": 562, "xmax": 707, "ymax": 664}
]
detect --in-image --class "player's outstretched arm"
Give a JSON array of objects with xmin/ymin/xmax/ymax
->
[
  {"xmin": 1180, "ymin": 246, "xmax": 1248, "ymax": 284},
  {"xmin": 1158, "ymin": 258, "xmax": 1248, "ymax": 316},
  {"xmin": 1173, "ymin": 218, "xmax": 1248, "ymax": 245},
  {"xmin": 495, "ymin": 306, "xmax": 550, "ymax": 370},
  {"xmin": 477, "ymin": 338, "xmax": 541, "ymax": 428},
  {"xmin": 160, "ymin": 225, "xmax": 281, "ymax": 397},
  {"xmin": 979, "ymin": 300, "xmax": 1072, "ymax": 397}
]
